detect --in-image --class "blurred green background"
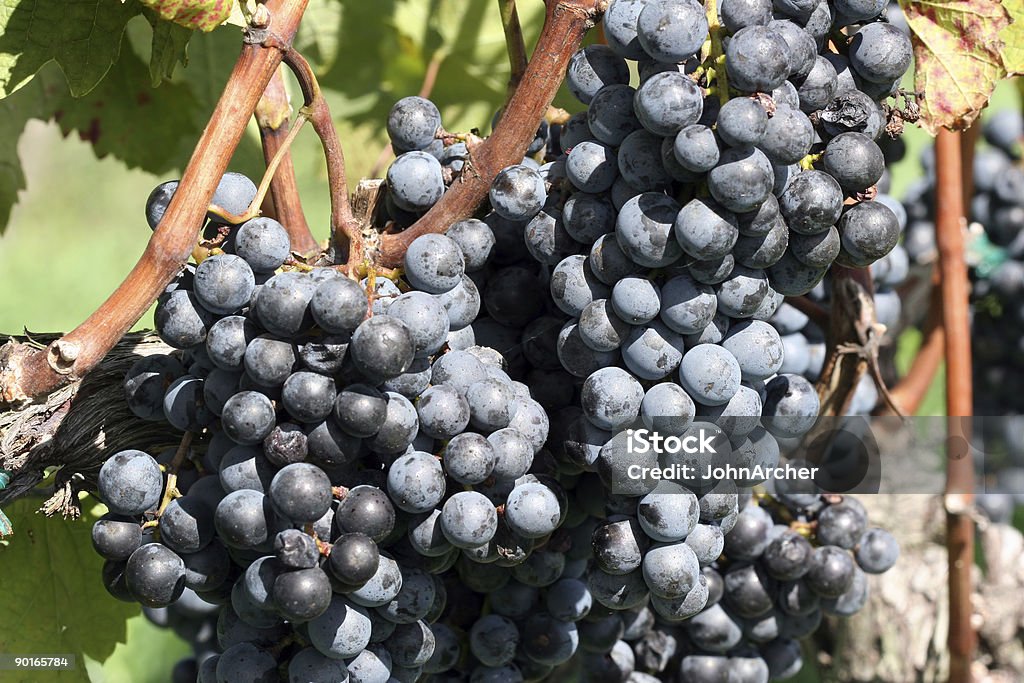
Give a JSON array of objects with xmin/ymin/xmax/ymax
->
[{"xmin": 0, "ymin": 3, "xmax": 1020, "ymax": 681}]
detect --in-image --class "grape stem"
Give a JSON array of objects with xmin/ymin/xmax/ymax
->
[
  {"xmin": 255, "ymin": 66, "xmax": 321, "ymax": 255},
  {"xmin": 812, "ymin": 267, "xmax": 884, "ymax": 417},
  {"xmin": 0, "ymin": 0, "xmax": 313, "ymax": 407},
  {"xmin": 150, "ymin": 431, "xmax": 194, "ymax": 526},
  {"xmin": 207, "ymin": 110, "xmax": 311, "ymax": 225},
  {"xmin": 934, "ymin": 127, "xmax": 976, "ymax": 683},
  {"xmin": 498, "ymin": 0, "xmax": 529, "ymax": 100},
  {"xmin": 375, "ymin": 0, "xmax": 609, "ymax": 267},
  {"xmin": 279, "ymin": 47, "xmax": 360, "ymax": 263},
  {"xmin": 702, "ymin": 0, "xmax": 728, "ymax": 104},
  {"xmin": 885, "ymin": 126, "xmax": 979, "ymax": 418}
]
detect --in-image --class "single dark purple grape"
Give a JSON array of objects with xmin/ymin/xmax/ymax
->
[
  {"xmin": 221, "ymin": 391, "xmax": 277, "ymax": 446},
  {"xmin": 274, "ymin": 567, "xmax": 332, "ymax": 622},
  {"xmin": 269, "ymin": 463, "xmax": 333, "ymax": 524},
  {"xmin": 125, "ymin": 543, "xmax": 187, "ymax": 607},
  {"xmin": 92, "ymin": 514, "xmax": 143, "ymax": 561},
  {"xmin": 335, "ymin": 486, "xmax": 395, "ymax": 543},
  {"xmin": 329, "ymin": 532, "xmax": 381, "ymax": 587}
]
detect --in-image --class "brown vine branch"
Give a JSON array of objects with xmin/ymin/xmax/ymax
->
[
  {"xmin": 892, "ymin": 123, "xmax": 978, "ymax": 419},
  {"xmin": 0, "ymin": 333, "xmax": 180, "ymax": 513},
  {"xmin": 883, "ymin": 283, "xmax": 943, "ymax": 416},
  {"xmin": 377, "ymin": 0, "xmax": 607, "ymax": 268},
  {"xmin": 280, "ymin": 48, "xmax": 358, "ymax": 263},
  {"xmin": 256, "ymin": 66, "xmax": 319, "ymax": 255},
  {"xmin": 814, "ymin": 267, "xmax": 880, "ymax": 417},
  {"xmin": 960, "ymin": 124, "xmax": 979, "ymax": 211},
  {"xmin": 935, "ymin": 128, "xmax": 976, "ymax": 683},
  {"xmin": 498, "ymin": 0, "xmax": 529, "ymax": 99},
  {"xmin": 0, "ymin": 0, "xmax": 311, "ymax": 407}
]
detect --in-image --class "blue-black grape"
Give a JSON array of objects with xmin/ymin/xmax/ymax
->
[
  {"xmin": 836, "ymin": 200, "xmax": 900, "ymax": 267},
  {"xmin": 98, "ymin": 450, "xmax": 163, "ymax": 516},
  {"xmin": 210, "ymin": 172, "xmax": 258, "ymax": 221},
  {"xmin": 636, "ymin": 0, "xmax": 708, "ymax": 64},
  {"xmin": 404, "ymin": 234, "xmax": 465, "ymax": 294},
  {"xmin": 759, "ymin": 105, "xmax": 815, "ymax": 165},
  {"xmin": 587, "ymin": 84, "xmax": 642, "ymax": 147},
  {"xmin": 567, "ymin": 45, "xmax": 630, "ymax": 105},
  {"xmin": 145, "ymin": 180, "xmax": 179, "ymax": 229},
  {"xmin": 725, "ymin": 26, "xmax": 791, "ymax": 93},
  {"xmin": 615, "ymin": 193, "xmax": 684, "ymax": 268},
  {"xmin": 674, "ymin": 198, "xmax": 740, "ymax": 261},
  {"xmin": 388, "ymin": 151, "xmax": 445, "ymax": 213},
  {"xmin": 388, "ymin": 96, "xmax": 442, "ymax": 152},
  {"xmin": 855, "ymin": 528, "xmax": 900, "ymax": 573},
  {"xmin": 848, "ymin": 22, "xmax": 912, "ymax": 84},
  {"xmin": 633, "ymin": 71, "xmax": 704, "ymax": 137},
  {"xmin": 566, "ymin": 140, "xmax": 619, "ymax": 194},
  {"xmin": 707, "ymin": 147, "xmax": 774, "ymax": 214},
  {"xmin": 603, "ymin": 0, "xmax": 648, "ymax": 59},
  {"xmin": 779, "ymin": 170, "xmax": 844, "ymax": 235},
  {"xmin": 490, "ymin": 165, "xmax": 546, "ymax": 222},
  {"xmin": 233, "ymin": 217, "xmax": 291, "ymax": 273}
]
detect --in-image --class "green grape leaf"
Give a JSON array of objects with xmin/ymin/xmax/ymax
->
[
  {"xmin": 295, "ymin": 0, "xmax": 343, "ymax": 72},
  {"xmin": 1000, "ymin": 0, "xmax": 1024, "ymax": 75},
  {"xmin": 51, "ymin": 48, "xmax": 200, "ymax": 174},
  {"xmin": 0, "ymin": 497, "xmax": 139, "ymax": 682},
  {"xmin": 899, "ymin": 0, "xmax": 1010, "ymax": 133},
  {"xmin": 139, "ymin": 0, "xmax": 232, "ymax": 32},
  {"xmin": 0, "ymin": 73, "xmax": 54, "ymax": 234},
  {"xmin": 0, "ymin": 0, "xmax": 140, "ymax": 98},
  {"xmin": 147, "ymin": 12, "xmax": 193, "ymax": 86}
]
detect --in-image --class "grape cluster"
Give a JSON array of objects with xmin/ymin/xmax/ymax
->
[
  {"xmin": 104, "ymin": 166, "xmax": 573, "ymax": 681},
  {"xmin": 89, "ymin": 0, "xmax": 915, "ymax": 679},
  {"xmin": 903, "ymin": 110, "xmax": 1024, "ymax": 524},
  {"xmin": 489, "ymin": 0, "xmax": 913, "ymax": 464}
]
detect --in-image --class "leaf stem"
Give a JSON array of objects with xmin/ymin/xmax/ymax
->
[
  {"xmin": 154, "ymin": 431, "xmax": 194, "ymax": 519},
  {"xmin": 280, "ymin": 47, "xmax": 359, "ymax": 262},
  {"xmin": 704, "ymin": 0, "xmax": 728, "ymax": 104},
  {"xmin": 256, "ymin": 66, "xmax": 320, "ymax": 255},
  {"xmin": 498, "ymin": 0, "xmax": 529, "ymax": 100},
  {"xmin": 208, "ymin": 111, "xmax": 310, "ymax": 225}
]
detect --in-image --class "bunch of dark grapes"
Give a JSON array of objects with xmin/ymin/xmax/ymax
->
[
  {"xmin": 103, "ymin": 161, "xmax": 567, "ymax": 681},
  {"xmin": 903, "ymin": 109, "xmax": 1024, "ymax": 525},
  {"xmin": 89, "ymin": 0, "xmax": 915, "ymax": 680}
]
